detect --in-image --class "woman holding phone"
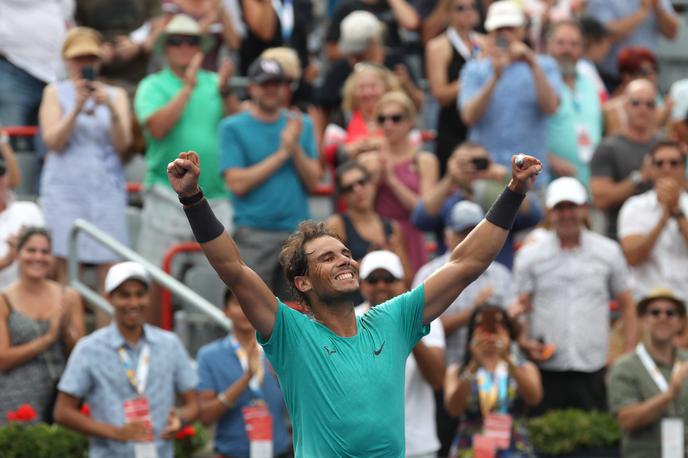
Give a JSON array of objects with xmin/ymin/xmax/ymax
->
[
  {"xmin": 38, "ymin": 27, "xmax": 131, "ymax": 297},
  {"xmin": 444, "ymin": 305, "xmax": 542, "ymax": 457}
]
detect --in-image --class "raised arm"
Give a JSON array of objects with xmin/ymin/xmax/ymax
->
[
  {"xmin": 168, "ymin": 151, "xmax": 278, "ymax": 339},
  {"xmin": 422, "ymin": 155, "xmax": 541, "ymax": 324}
]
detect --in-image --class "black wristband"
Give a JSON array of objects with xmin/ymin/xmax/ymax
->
[
  {"xmin": 485, "ymin": 187, "xmax": 526, "ymax": 231},
  {"xmin": 183, "ymin": 198, "xmax": 225, "ymax": 243},
  {"xmin": 179, "ymin": 188, "xmax": 204, "ymax": 206}
]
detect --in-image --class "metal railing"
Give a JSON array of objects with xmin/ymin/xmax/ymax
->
[{"xmin": 67, "ymin": 218, "xmax": 231, "ymax": 331}]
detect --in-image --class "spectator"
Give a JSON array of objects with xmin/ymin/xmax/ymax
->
[
  {"xmin": 413, "ymin": 200, "xmax": 515, "ymax": 456},
  {"xmin": 134, "ymin": 14, "xmax": 235, "ymax": 321},
  {"xmin": 425, "ymin": 0, "xmax": 482, "ymax": 176},
  {"xmin": 39, "ymin": 27, "xmax": 132, "ymax": 291},
  {"xmin": 355, "ymin": 250, "xmax": 446, "ymax": 458},
  {"xmin": 460, "ymin": 0, "xmax": 561, "ymax": 185},
  {"xmin": 261, "ymin": 46, "xmax": 311, "ymax": 111},
  {"xmin": 586, "ymin": 0, "xmax": 679, "ymax": 89},
  {"xmin": 196, "ymin": 288, "xmax": 291, "ymax": 458},
  {"xmin": 444, "ymin": 304, "xmax": 542, "ymax": 457},
  {"xmin": 326, "ymin": 161, "xmax": 411, "ymax": 282},
  {"xmin": 608, "ymin": 288, "xmax": 688, "ymax": 458},
  {"xmin": 0, "ymin": 0, "xmax": 73, "ymax": 127},
  {"xmin": 325, "ymin": 0, "xmax": 420, "ymax": 60},
  {"xmin": 578, "ymin": 15, "xmax": 612, "ymax": 103},
  {"xmin": 361, "ymin": 91, "xmax": 439, "ymax": 273},
  {"xmin": 0, "ymin": 131, "xmax": 44, "ymax": 290},
  {"xmin": 412, "ymin": 142, "xmax": 542, "ymax": 268},
  {"xmin": 514, "ymin": 177, "xmax": 637, "ymax": 415},
  {"xmin": 54, "ymin": 262, "xmax": 199, "ymax": 458},
  {"xmin": 618, "ymin": 140, "xmax": 688, "ymax": 302},
  {"xmin": 0, "ymin": 227, "xmax": 85, "ymax": 424},
  {"xmin": 545, "ymin": 19, "xmax": 602, "ymax": 187},
  {"xmin": 523, "ymin": 0, "xmax": 585, "ymax": 52},
  {"xmin": 602, "ymin": 47, "xmax": 670, "ymax": 136},
  {"xmin": 220, "ymin": 58, "xmax": 322, "ymax": 297},
  {"xmin": 590, "ymin": 78, "xmax": 661, "ymax": 240},
  {"xmin": 75, "ymin": 0, "xmax": 165, "ymax": 93},
  {"xmin": 670, "ymin": 78, "xmax": 688, "ymax": 144},
  {"xmin": 163, "ymin": 0, "xmax": 240, "ymax": 71}
]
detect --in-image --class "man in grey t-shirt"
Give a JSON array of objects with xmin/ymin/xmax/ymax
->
[{"xmin": 590, "ymin": 79, "xmax": 660, "ymax": 239}]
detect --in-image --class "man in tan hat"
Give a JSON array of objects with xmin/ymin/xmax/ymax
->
[
  {"xmin": 134, "ymin": 14, "xmax": 238, "ymax": 322},
  {"xmin": 608, "ymin": 287, "xmax": 688, "ymax": 458}
]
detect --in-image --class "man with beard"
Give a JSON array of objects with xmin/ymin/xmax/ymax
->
[
  {"xmin": 167, "ymin": 149, "xmax": 541, "ymax": 456},
  {"xmin": 545, "ymin": 19, "xmax": 603, "ymax": 188}
]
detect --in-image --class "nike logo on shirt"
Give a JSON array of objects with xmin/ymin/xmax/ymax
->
[{"xmin": 373, "ymin": 342, "xmax": 385, "ymax": 356}]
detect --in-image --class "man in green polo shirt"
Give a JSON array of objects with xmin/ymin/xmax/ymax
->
[
  {"xmin": 608, "ymin": 287, "xmax": 688, "ymax": 458},
  {"xmin": 134, "ymin": 14, "xmax": 237, "ymax": 321}
]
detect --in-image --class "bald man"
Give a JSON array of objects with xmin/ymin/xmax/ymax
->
[{"xmin": 590, "ymin": 79, "xmax": 663, "ymax": 239}]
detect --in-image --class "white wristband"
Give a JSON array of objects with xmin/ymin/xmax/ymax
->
[{"xmin": 217, "ymin": 391, "xmax": 233, "ymax": 408}]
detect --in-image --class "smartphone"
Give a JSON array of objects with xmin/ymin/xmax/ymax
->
[
  {"xmin": 80, "ymin": 66, "xmax": 96, "ymax": 82},
  {"xmin": 481, "ymin": 310, "xmax": 499, "ymax": 334},
  {"xmin": 472, "ymin": 157, "xmax": 489, "ymax": 171},
  {"xmin": 495, "ymin": 35, "xmax": 509, "ymax": 51}
]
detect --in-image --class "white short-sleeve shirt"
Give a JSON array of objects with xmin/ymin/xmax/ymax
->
[{"xmin": 0, "ymin": 200, "xmax": 45, "ymax": 289}]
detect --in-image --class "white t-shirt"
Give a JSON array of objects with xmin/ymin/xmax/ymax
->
[
  {"xmin": 0, "ymin": 200, "xmax": 45, "ymax": 289},
  {"xmin": 0, "ymin": 0, "xmax": 73, "ymax": 82},
  {"xmin": 618, "ymin": 190, "xmax": 688, "ymax": 301}
]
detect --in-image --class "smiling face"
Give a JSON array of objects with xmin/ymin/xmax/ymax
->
[
  {"xmin": 550, "ymin": 201, "xmax": 586, "ymax": 241},
  {"xmin": 109, "ymin": 280, "xmax": 148, "ymax": 332},
  {"xmin": 164, "ymin": 34, "xmax": 201, "ymax": 70},
  {"xmin": 376, "ymin": 101, "xmax": 413, "ymax": 144},
  {"xmin": 294, "ymin": 236, "xmax": 360, "ymax": 305},
  {"xmin": 643, "ymin": 299, "xmax": 685, "ymax": 345},
  {"xmin": 339, "ymin": 167, "xmax": 374, "ymax": 211},
  {"xmin": 650, "ymin": 144, "xmax": 686, "ymax": 184},
  {"xmin": 17, "ymin": 233, "xmax": 53, "ymax": 281},
  {"xmin": 360, "ymin": 268, "xmax": 404, "ymax": 307},
  {"xmin": 354, "ymin": 71, "xmax": 387, "ymax": 115}
]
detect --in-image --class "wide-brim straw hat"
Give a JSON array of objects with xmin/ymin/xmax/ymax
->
[
  {"xmin": 154, "ymin": 14, "xmax": 213, "ymax": 54},
  {"xmin": 62, "ymin": 27, "xmax": 103, "ymax": 60}
]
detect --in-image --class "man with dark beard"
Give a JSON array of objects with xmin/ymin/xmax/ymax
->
[
  {"xmin": 167, "ymin": 150, "xmax": 541, "ymax": 456},
  {"xmin": 545, "ymin": 19, "xmax": 603, "ymax": 188}
]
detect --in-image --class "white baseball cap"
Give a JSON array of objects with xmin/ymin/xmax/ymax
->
[
  {"xmin": 546, "ymin": 177, "xmax": 588, "ymax": 209},
  {"xmin": 105, "ymin": 262, "xmax": 149, "ymax": 294},
  {"xmin": 484, "ymin": 1, "xmax": 525, "ymax": 32},
  {"xmin": 359, "ymin": 250, "xmax": 404, "ymax": 280}
]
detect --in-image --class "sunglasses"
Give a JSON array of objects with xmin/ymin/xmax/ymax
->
[
  {"xmin": 652, "ymin": 158, "xmax": 683, "ymax": 168},
  {"xmin": 629, "ymin": 99, "xmax": 656, "ymax": 109},
  {"xmin": 648, "ymin": 308, "xmax": 678, "ymax": 318},
  {"xmin": 453, "ymin": 3, "xmax": 477, "ymax": 12},
  {"xmin": 340, "ymin": 177, "xmax": 369, "ymax": 194},
  {"xmin": 377, "ymin": 113, "xmax": 406, "ymax": 124},
  {"xmin": 166, "ymin": 35, "xmax": 201, "ymax": 47},
  {"xmin": 365, "ymin": 273, "xmax": 398, "ymax": 285}
]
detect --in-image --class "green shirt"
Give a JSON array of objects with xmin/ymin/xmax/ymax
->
[
  {"xmin": 608, "ymin": 348, "xmax": 688, "ymax": 458},
  {"xmin": 135, "ymin": 67, "xmax": 226, "ymax": 199},
  {"xmin": 258, "ymin": 285, "xmax": 429, "ymax": 457}
]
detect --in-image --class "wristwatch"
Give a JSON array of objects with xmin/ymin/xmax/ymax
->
[{"xmin": 628, "ymin": 170, "xmax": 644, "ymax": 188}]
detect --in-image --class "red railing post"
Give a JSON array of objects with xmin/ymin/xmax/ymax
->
[{"xmin": 159, "ymin": 242, "xmax": 202, "ymax": 330}]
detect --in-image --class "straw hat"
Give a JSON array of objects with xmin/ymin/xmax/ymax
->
[
  {"xmin": 155, "ymin": 14, "xmax": 212, "ymax": 54},
  {"xmin": 61, "ymin": 27, "xmax": 103, "ymax": 60}
]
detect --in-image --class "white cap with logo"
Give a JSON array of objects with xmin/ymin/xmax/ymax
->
[
  {"xmin": 484, "ymin": 1, "xmax": 525, "ymax": 32},
  {"xmin": 359, "ymin": 250, "xmax": 404, "ymax": 280},
  {"xmin": 546, "ymin": 177, "xmax": 588, "ymax": 209},
  {"xmin": 105, "ymin": 262, "xmax": 150, "ymax": 294}
]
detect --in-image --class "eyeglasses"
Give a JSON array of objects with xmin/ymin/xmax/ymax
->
[
  {"xmin": 340, "ymin": 177, "xmax": 369, "ymax": 194},
  {"xmin": 652, "ymin": 158, "xmax": 683, "ymax": 168},
  {"xmin": 364, "ymin": 273, "xmax": 398, "ymax": 285},
  {"xmin": 453, "ymin": 3, "xmax": 477, "ymax": 12},
  {"xmin": 166, "ymin": 35, "xmax": 202, "ymax": 47},
  {"xmin": 377, "ymin": 113, "xmax": 406, "ymax": 124},
  {"xmin": 648, "ymin": 308, "xmax": 678, "ymax": 318},
  {"xmin": 629, "ymin": 99, "xmax": 656, "ymax": 109}
]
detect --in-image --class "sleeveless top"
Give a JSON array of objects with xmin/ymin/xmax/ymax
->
[
  {"xmin": 0, "ymin": 293, "xmax": 66, "ymax": 424},
  {"xmin": 342, "ymin": 213, "xmax": 393, "ymax": 261}
]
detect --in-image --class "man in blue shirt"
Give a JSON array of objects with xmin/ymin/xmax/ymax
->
[
  {"xmin": 219, "ymin": 57, "xmax": 322, "ymax": 297},
  {"xmin": 459, "ymin": 0, "xmax": 561, "ymax": 185},
  {"xmin": 54, "ymin": 262, "xmax": 198, "ymax": 458},
  {"xmin": 168, "ymin": 148, "xmax": 542, "ymax": 456}
]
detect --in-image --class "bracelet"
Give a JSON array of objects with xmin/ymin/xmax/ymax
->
[
  {"xmin": 184, "ymin": 197, "xmax": 225, "ymax": 243},
  {"xmin": 217, "ymin": 391, "xmax": 233, "ymax": 408},
  {"xmin": 485, "ymin": 186, "xmax": 526, "ymax": 230},
  {"xmin": 178, "ymin": 188, "xmax": 204, "ymax": 206}
]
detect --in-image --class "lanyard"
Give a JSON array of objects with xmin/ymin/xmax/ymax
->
[
  {"xmin": 477, "ymin": 361, "xmax": 509, "ymax": 417},
  {"xmin": 271, "ymin": 0, "xmax": 294, "ymax": 42},
  {"xmin": 229, "ymin": 337, "xmax": 265, "ymax": 398},
  {"xmin": 636, "ymin": 343, "xmax": 676, "ymax": 393},
  {"xmin": 118, "ymin": 343, "xmax": 151, "ymax": 396},
  {"xmin": 446, "ymin": 28, "xmax": 478, "ymax": 61}
]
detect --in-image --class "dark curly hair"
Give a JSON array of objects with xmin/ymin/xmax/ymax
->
[
  {"xmin": 279, "ymin": 220, "xmax": 342, "ymax": 305},
  {"xmin": 17, "ymin": 226, "xmax": 51, "ymax": 251}
]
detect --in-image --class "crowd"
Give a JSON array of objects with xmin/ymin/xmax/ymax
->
[{"xmin": 1, "ymin": 0, "xmax": 688, "ymax": 457}]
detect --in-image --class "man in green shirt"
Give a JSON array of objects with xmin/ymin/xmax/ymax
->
[
  {"xmin": 167, "ymin": 150, "xmax": 542, "ymax": 456},
  {"xmin": 609, "ymin": 288, "xmax": 688, "ymax": 458}
]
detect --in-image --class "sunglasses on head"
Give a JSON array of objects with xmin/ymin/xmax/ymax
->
[
  {"xmin": 653, "ymin": 158, "xmax": 683, "ymax": 168},
  {"xmin": 166, "ymin": 35, "xmax": 201, "ymax": 47},
  {"xmin": 453, "ymin": 3, "xmax": 477, "ymax": 12},
  {"xmin": 629, "ymin": 99, "xmax": 656, "ymax": 109},
  {"xmin": 365, "ymin": 272, "xmax": 397, "ymax": 285},
  {"xmin": 377, "ymin": 113, "xmax": 405, "ymax": 124},
  {"xmin": 648, "ymin": 308, "xmax": 678, "ymax": 318},
  {"xmin": 340, "ymin": 177, "xmax": 368, "ymax": 194}
]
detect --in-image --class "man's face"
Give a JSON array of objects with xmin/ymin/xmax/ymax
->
[
  {"xmin": 643, "ymin": 299, "xmax": 684, "ymax": 344},
  {"xmin": 164, "ymin": 34, "xmax": 201, "ymax": 69},
  {"xmin": 360, "ymin": 268, "xmax": 405, "ymax": 307},
  {"xmin": 650, "ymin": 145, "xmax": 686, "ymax": 184},
  {"xmin": 624, "ymin": 82, "xmax": 657, "ymax": 130},
  {"xmin": 550, "ymin": 201, "xmax": 585, "ymax": 240},
  {"xmin": 548, "ymin": 24, "xmax": 583, "ymax": 74},
  {"xmin": 249, "ymin": 80, "xmax": 287, "ymax": 113},
  {"xmin": 297, "ymin": 236, "xmax": 360, "ymax": 304},
  {"xmin": 339, "ymin": 168, "xmax": 374, "ymax": 211},
  {"xmin": 491, "ymin": 25, "xmax": 525, "ymax": 46},
  {"xmin": 109, "ymin": 280, "xmax": 148, "ymax": 331}
]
